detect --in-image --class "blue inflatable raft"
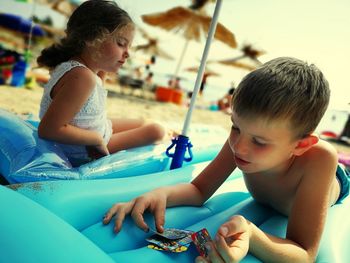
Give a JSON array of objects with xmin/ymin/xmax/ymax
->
[
  {"xmin": 1, "ymin": 162, "xmax": 349, "ymax": 263},
  {"xmin": 0, "ymin": 109, "xmax": 227, "ymax": 183}
]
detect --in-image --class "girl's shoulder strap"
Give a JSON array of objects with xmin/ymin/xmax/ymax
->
[
  {"xmin": 67, "ymin": 60, "xmax": 88, "ymax": 69},
  {"xmin": 46, "ymin": 60, "xmax": 88, "ymax": 89},
  {"xmin": 54, "ymin": 60, "xmax": 87, "ymax": 76},
  {"xmin": 58, "ymin": 60, "xmax": 88, "ymax": 72}
]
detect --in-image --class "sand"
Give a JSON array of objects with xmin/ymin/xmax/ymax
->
[
  {"xmin": 0, "ymin": 83, "xmax": 232, "ymax": 129},
  {"xmin": 0, "ymin": 83, "xmax": 349, "ymax": 154}
]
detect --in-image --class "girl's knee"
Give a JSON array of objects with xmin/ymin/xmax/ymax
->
[
  {"xmin": 148, "ymin": 123, "xmax": 165, "ymax": 141},
  {"xmin": 137, "ymin": 118, "xmax": 146, "ymax": 127}
]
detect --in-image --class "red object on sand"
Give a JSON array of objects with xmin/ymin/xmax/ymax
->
[
  {"xmin": 321, "ymin": 131, "xmax": 338, "ymax": 138},
  {"xmin": 172, "ymin": 89, "xmax": 183, "ymax": 105},
  {"xmin": 156, "ymin": 86, "xmax": 172, "ymax": 102},
  {"xmin": 155, "ymin": 86, "xmax": 183, "ymax": 105}
]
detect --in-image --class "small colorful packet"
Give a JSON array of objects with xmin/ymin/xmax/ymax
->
[
  {"xmin": 149, "ymin": 228, "xmax": 193, "ymax": 240},
  {"xmin": 146, "ymin": 228, "xmax": 194, "ymax": 253},
  {"xmin": 191, "ymin": 228, "xmax": 212, "ymax": 257}
]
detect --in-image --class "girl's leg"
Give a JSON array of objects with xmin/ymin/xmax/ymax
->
[
  {"xmin": 110, "ymin": 118, "xmax": 146, "ymax": 133},
  {"xmin": 107, "ymin": 118, "xmax": 166, "ymax": 153}
]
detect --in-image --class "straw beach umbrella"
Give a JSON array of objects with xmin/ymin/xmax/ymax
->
[
  {"xmin": 133, "ymin": 39, "xmax": 174, "ymax": 61},
  {"xmin": 134, "ymin": 27, "xmax": 174, "ymax": 60},
  {"xmin": 185, "ymin": 65, "xmax": 220, "ymax": 77},
  {"xmin": 35, "ymin": 0, "xmax": 78, "ymax": 17},
  {"xmin": 217, "ymin": 60, "xmax": 257, "ymax": 71},
  {"xmin": 215, "ymin": 44, "xmax": 265, "ymax": 71},
  {"xmin": 185, "ymin": 65, "xmax": 220, "ymax": 95},
  {"xmin": 141, "ymin": 0, "xmax": 237, "ymax": 79}
]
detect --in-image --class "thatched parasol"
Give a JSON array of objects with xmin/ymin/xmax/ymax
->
[
  {"xmin": 36, "ymin": 0, "xmax": 78, "ymax": 17},
  {"xmin": 185, "ymin": 65, "xmax": 220, "ymax": 77},
  {"xmin": 39, "ymin": 23, "xmax": 65, "ymax": 37},
  {"xmin": 141, "ymin": 0, "xmax": 237, "ymax": 78},
  {"xmin": 133, "ymin": 27, "xmax": 174, "ymax": 60},
  {"xmin": 142, "ymin": 6, "xmax": 236, "ymax": 47},
  {"xmin": 216, "ymin": 60, "xmax": 258, "ymax": 71},
  {"xmin": 214, "ymin": 44, "xmax": 265, "ymax": 71}
]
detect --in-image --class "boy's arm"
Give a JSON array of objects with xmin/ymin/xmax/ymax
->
[
  {"xmin": 249, "ymin": 145, "xmax": 338, "ymax": 262},
  {"xmin": 134, "ymin": 139, "xmax": 237, "ymax": 210},
  {"xmin": 104, "ymin": 140, "xmax": 236, "ymax": 232},
  {"xmin": 133, "ymin": 140, "xmax": 236, "ymax": 208},
  {"xmin": 191, "ymin": 139, "xmax": 237, "ymax": 203}
]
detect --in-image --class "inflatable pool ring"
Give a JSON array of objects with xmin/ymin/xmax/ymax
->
[
  {"xmin": 0, "ymin": 109, "xmax": 227, "ymax": 183},
  {"xmin": 1, "ymin": 163, "xmax": 349, "ymax": 262}
]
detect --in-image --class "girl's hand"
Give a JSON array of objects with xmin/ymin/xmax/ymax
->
[
  {"xmin": 195, "ymin": 215, "xmax": 250, "ymax": 263},
  {"xmin": 102, "ymin": 190, "xmax": 167, "ymax": 234},
  {"xmin": 95, "ymin": 143, "xmax": 110, "ymax": 156},
  {"xmin": 86, "ymin": 143, "xmax": 109, "ymax": 160}
]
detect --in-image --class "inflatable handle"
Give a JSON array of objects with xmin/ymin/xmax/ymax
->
[{"xmin": 166, "ymin": 135, "xmax": 193, "ymax": 169}]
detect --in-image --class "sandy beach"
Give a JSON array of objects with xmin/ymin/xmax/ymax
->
[
  {"xmin": 0, "ymin": 83, "xmax": 349, "ymax": 154},
  {"xmin": 0, "ymin": 83, "xmax": 232, "ymax": 130}
]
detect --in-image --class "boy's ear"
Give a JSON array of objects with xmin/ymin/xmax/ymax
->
[{"xmin": 293, "ymin": 134, "xmax": 319, "ymax": 156}]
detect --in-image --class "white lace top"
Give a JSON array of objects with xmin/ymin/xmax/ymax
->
[{"xmin": 39, "ymin": 60, "xmax": 112, "ymax": 163}]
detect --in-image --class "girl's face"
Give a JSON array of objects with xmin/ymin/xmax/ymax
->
[
  {"xmin": 96, "ymin": 26, "xmax": 134, "ymax": 73},
  {"xmin": 228, "ymin": 111, "xmax": 300, "ymax": 174}
]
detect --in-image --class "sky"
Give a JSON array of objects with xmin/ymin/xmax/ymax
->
[{"xmin": 1, "ymin": 0, "xmax": 349, "ymax": 109}]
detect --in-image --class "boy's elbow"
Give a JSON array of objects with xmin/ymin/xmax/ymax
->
[
  {"xmin": 189, "ymin": 182, "xmax": 208, "ymax": 206},
  {"xmin": 293, "ymin": 244, "xmax": 317, "ymax": 263},
  {"xmin": 305, "ymin": 248, "xmax": 318, "ymax": 263}
]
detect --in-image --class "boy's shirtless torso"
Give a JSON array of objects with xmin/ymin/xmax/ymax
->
[{"xmin": 243, "ymin": 140, "xmax": 340, "ymax": 216}]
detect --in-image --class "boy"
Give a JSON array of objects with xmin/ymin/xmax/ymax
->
[{"xmin": 103, "ymin": 57, "xmax": 349, "ymax": 262}]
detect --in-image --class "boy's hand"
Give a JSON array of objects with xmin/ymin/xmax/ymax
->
[
  {"xmin": 103, "ymin": 200, "xmax": 136, "ymax": 233},
  {"xmin": 195, "ymin": 215, "xmax": 250, "ymax": 263},
  {"xmin": 102, "ymin": 190, "xmax": 167, "ymax": 234}
]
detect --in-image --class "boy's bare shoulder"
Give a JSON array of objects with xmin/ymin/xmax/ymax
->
[
  {"xmin": 298, "ymin": 139, "xmax": 338, "ymax": 171},
  {"xmin": 309, "ymin": 139, "xmax": 337, "ymax": 159}
]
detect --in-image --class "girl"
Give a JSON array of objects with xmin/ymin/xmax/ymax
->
[{"xmin": 37, "ymin": 0, "xmax": 165, "ymax": 166}]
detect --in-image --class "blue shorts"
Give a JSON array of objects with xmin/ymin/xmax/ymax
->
[{"xmin": 336, "ymin": 164, "xmax": 350, "ymax": 204}]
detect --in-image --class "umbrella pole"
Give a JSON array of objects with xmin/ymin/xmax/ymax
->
[
  {"xmin": 167, "ymin": 0, "xmax": 223, "ymax": 170},
  {"xmin": 182, "ymin": 0, "xmax": 223, "ymax": 136}
]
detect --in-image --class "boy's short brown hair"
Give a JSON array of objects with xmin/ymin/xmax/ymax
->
[{"xmin": 232, "ymin": 57, "xmax": 330, "ymax": 138}]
